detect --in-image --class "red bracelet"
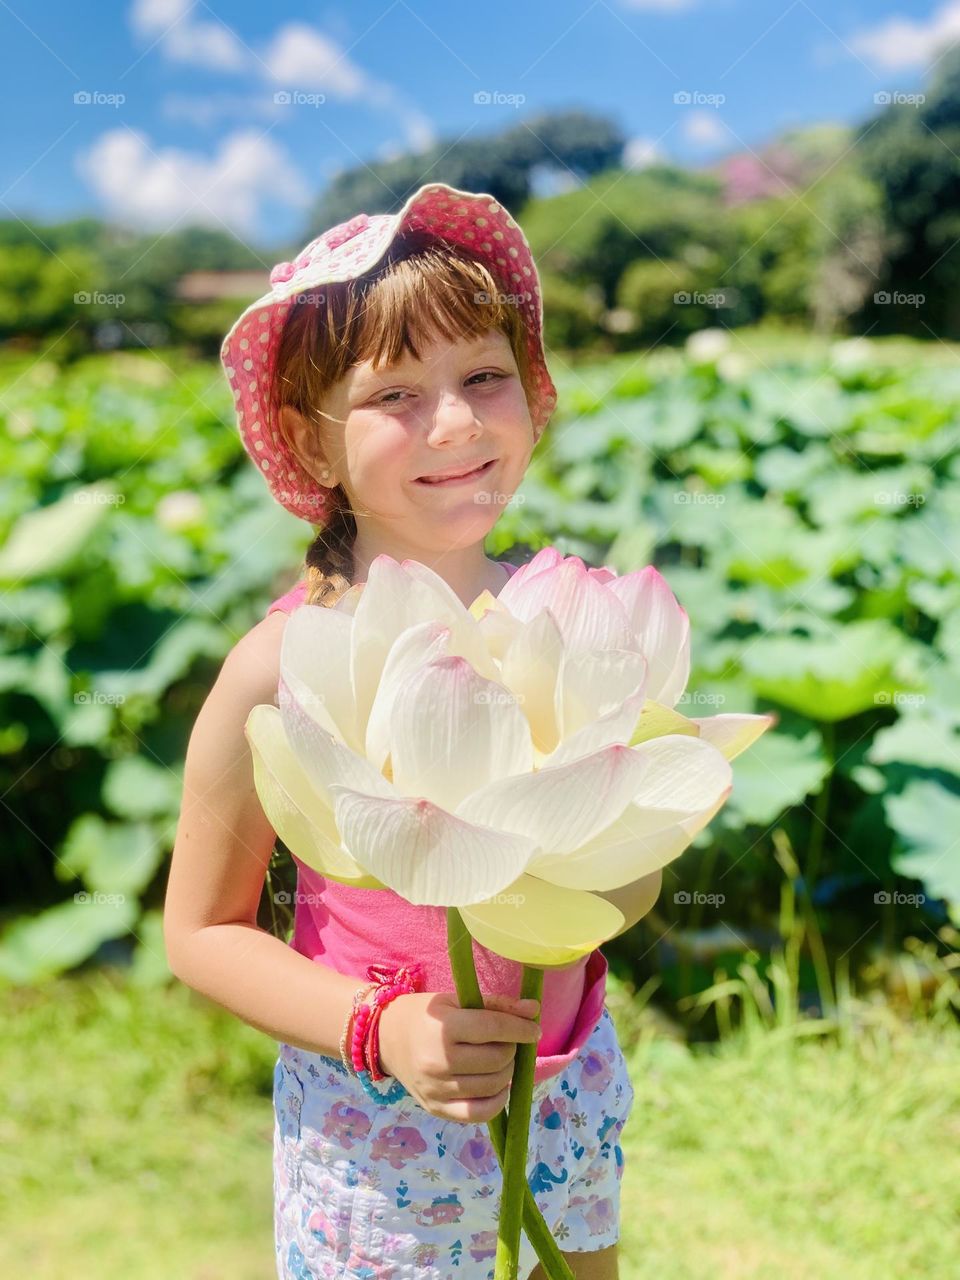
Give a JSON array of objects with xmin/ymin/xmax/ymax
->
[{"xmin": 349, "ymin": 963, "xmax": 424, "ymax": 1079}]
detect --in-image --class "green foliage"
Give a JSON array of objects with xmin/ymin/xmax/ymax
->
[
  {"xmin": 2, "ymin": 333, "xmax": 958, "ymax": 1006},
  {"xmin": 0, "ymin": 350, "xmax": 313, "ymax": 981}
]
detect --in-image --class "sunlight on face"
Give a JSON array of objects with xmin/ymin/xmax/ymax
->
[{"xmin": 316, "ymin": 328, "xmax": 536, "ymax": 555}]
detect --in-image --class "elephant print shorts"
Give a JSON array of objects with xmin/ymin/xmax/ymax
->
[{"xmin": 272, "ymin": 1006, "xmax": 635, "ymax": 1280}]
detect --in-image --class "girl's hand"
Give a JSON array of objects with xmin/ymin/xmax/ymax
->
[{"xmin": 376, "ymin": 991, "xmax": 542, "ymax": 1124}]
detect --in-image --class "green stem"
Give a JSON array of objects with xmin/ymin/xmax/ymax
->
[
  {"xmin": 495, "ymin": 963, "xmax": 544, "ymax": 1280},
  {"xmin": 446, "ymin": 909, "xmax": 573, "ymax": 1280}
]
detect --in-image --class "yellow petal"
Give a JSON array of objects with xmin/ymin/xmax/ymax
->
[
  {"xmin": 459, "ymin": 873, "xmax": 624, "ymax": 967},
  {"xmin": 245, "ymin": 703, "xmax": 384, "ymax": 889},
  {"xmin": 629, "ymin": 699, "xmax": 699, "ymax": 745}
]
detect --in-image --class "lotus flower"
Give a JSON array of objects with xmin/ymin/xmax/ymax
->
[
  {"xmin": 245, "ymin": 546, "xmax": 775, "ymax": 1280},
  {"xmin": 245, "ymin": 547, "xmax": 774, "ymax": 967}
]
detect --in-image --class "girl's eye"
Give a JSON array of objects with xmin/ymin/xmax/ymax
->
[{"xmin": 373, "ymin": 372, "xmax": 505, "ymax": 407}]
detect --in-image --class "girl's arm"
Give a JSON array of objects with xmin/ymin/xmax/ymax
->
[{"xmin": 163, "ymin": 616, "xmax": 361, "ymax": 1056}]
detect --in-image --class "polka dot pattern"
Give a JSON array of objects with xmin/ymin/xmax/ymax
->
[{"xmin": 220, "ymin": 183, "xmax": 558, "ymax": 524}]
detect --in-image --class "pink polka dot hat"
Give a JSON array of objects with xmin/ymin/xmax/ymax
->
[{"xmin": 220, "ymin": 182, "xmax": 558, "ymax": 524}]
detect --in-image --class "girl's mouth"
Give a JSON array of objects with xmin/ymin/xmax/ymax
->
[{"xmin": 415, "ymin": 458, "xmax": 496, "ymax": 486}]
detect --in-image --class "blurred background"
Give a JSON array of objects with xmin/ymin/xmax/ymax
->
[{"xmin": 2, "ymin": 2, "xmax": 959, "ymax": 1277}]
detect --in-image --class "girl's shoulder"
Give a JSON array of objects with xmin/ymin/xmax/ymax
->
[{"xmin": 265, "ymin": 578, "xmax": 309, "ymax": 618}]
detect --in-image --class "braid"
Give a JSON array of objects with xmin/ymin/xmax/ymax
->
[{"xmin": 303, "ymin": 495, "xmax": 357, "ymax": 607}]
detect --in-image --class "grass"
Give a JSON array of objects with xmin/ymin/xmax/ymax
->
[{"xmin": 3, "ymin": 969, "xmax": 958, "ymax": 1279}]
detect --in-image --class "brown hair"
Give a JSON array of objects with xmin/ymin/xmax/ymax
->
[{"xmin": 270, "ymin": 230, "xmax": 538, "ymax": 607}]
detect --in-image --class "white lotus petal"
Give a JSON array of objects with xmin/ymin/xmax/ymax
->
[
  {"xmin": 500, "ymin": 609, "xmax": 565, "ymax": 755},
  {"xmin": 328, "ymin": 784, "xmax": 538, "ymax": 906},
  {"xmin": 244, "ymin": 703, "xmax": 381, "ymax": 886},
  {"xmin": 365, "ymin": 621, "xmax": 452, "ymax": 772},
  {"xmin": 498, "ymin": 555, "xmax": 633, "ymax": 650},
  {"xmin": 556, "ymin": 647, "xmax": 647, "ymax": 740},
  {"xmin": 528, "ymin": 735, "xmax": 733, "ymax": 889},
  {"xmin": 351, "ymin": 556, "xmax": 497, "ymax": 740},
  {"xmin": 460, "ymin": 873, "xmax": 625, "ymax": 966},
  {"xmin": 278, "ymin": 673, "xmax": 396, "ymax": 806},
  {"xmin": 500, "ymin": 545, "xmax": 564, "ymax": 591},
  {"xmin": 390, "ymin": 656, "xmax": 534, "ymax": 810},
  {"xmin": 455, "ymin": 742, "xmax": 649, "ymax": 854},
  {"xmin": 280, "ymin": 605, "xmax": 361, "ymax": 749},
  {"xmin": 691, "ymin": 713, "xmax": 777, "ymax": 760},
  {"xmin": 607, "ymin": 566, "xmax": 690, "ymax": 706},
  {"xmin": 545, "ymin": 686, "xmax": 648, "ymax": 768}
]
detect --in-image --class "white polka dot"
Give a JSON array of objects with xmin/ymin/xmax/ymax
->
[
  {"xmin": 254, "ymin": 440, "xmax": 264, "ymax": 450},
  {"xmin": 476, "ymin": 217, "xmax": 487, "ymax": 228},
  {"xmin": 261, "ymin": 460, "xmax": 270, "ymax": 470},
  {"xmin": 243, "ymin": 359, "xmax": 253, "ymax": 371},
  {"xmin": 239, "ymin": 338, "xmax": 249, "ymax": 350}
]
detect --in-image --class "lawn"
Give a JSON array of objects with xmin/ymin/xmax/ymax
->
[{"xmin": 3, "ymin": 969, "xmax": 957, "ymax": 1279}]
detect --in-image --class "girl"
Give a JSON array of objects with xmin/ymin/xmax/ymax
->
[{"xmin": 163, "ymin": 183, "xmax": 662, "ymax": 1280}]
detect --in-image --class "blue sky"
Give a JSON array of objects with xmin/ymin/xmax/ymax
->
[{"xmin": 0, "ymin": 0, "xmax": 950, "ymax": 252}]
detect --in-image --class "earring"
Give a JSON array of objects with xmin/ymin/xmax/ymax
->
[{"xmin": 319, "ymin": 468, "xmax": 331, "ymax": 481}]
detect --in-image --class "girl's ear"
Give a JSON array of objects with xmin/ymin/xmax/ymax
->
[{"xmin": 280, "ymin": 404, "xmax": 339, "ymax": 488}]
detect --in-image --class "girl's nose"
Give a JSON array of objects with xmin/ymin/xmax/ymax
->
[{"xmin": 427, "ymin": 390, "xmax": 482, "ymax": 444}]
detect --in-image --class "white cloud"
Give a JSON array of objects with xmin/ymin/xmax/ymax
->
[
  {"xmin": 130, "ymin": 0, "xmax": 248, "ymax": 70},
  {"xmin": 76, "ymin": 127, "xmax": 311, "ymax": 237},
  {"xmin": 262, "ymin": 22, "xmax": 370, "ymax": 97},
  {"xmin": 849, "ymin": 1, "xmax": 960, "ymax": 71},
  {"xmin": 127, "ymin": 7, "xmax": 433, "ymax": 151},
  {"xmin": 623, "ymin": 136, "xmax": 665, "ymax": 168},
  {"xmin": 682, "ymin": 110, "xmax": 729, "ymax": 147}
]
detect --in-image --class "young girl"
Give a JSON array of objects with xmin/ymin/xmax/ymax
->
[{"xmin": 163, "ymin": 183, "xmax": 662, "ymax": 1280}]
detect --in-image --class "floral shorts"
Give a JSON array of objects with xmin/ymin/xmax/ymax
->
[{"xmin": 272, "ymin": 1005, "xmax": 635, "ymax": 1280}]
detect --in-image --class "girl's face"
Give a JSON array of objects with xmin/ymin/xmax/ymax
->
[{"xmin": 285, "ymin": 328, "xmax": 538, "ymax": 555}]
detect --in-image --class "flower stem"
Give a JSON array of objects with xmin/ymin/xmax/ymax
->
[
  {"xmin": 495, "ymin": 962, "xmax": 544, "ymax": 1279},
  {"xmin": 446, "ymin": 909, "xmax": 573, "ymax": 1280}
]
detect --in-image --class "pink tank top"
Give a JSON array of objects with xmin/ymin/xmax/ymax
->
[{"xmin": 265, "ymin": 564, "xmax": 608, "ymax": 1083}]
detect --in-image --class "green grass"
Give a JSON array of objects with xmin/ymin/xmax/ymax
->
[{"xmin": 3, "ymin": 970, "xmax": 957, "ymax": 1279}]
